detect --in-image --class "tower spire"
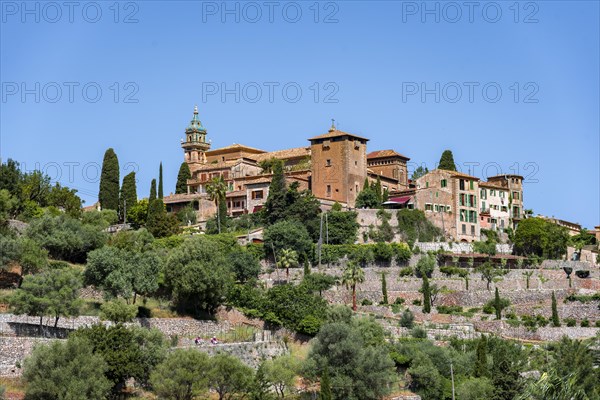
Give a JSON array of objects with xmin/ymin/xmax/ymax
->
[{"xmin": 329, "ymin": 118, "xmax": 336, "ymax": 132}]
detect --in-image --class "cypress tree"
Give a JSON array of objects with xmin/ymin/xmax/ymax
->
[
  {"xmin": 158, "ymin": 162, "xmax": 164, "ymax": 199},
  {"xmin": 149, "ymin": 179, "xmax": 157, "ymax": 203},
  {"xmin": 175, "ymin": 162, "xmax": 191, "ymax": 194},
  {"xmin": 422, "ymin": 275, "xmax": 431, "ymax": 313},
  {"xmin": 494, "ymin": 287, "xmax": 502, "ymax": 320},
  {"xmin": 381, "ymin": 272, "xmax": 388, "ymax": 305},
  {"xmin": 374, "ymin": 176, "xmax": 382, "ymax": 203},
  {"xmin": 303, "ymin": 260, "xmax": 311, "ymax": 276},
  {"xmin": 263, "ymin": 159, "xmax": 287, "ymax": 224},
  {"xmin": 551, "ymin": 291, "xmax": 560, "ymax": 327},
  {"xmin": 119, "ymin": 172, "xmax": 137, "ymax": 222},
  {"xmin": 474, "ymin": 336, "xmax": 488, "ymax": 377},
  {"xmin": 363, "ymin": 177, "xmax": 369, "ymax": 190},
  {"xmin": 438, "ymin": 150, "xmax": 457, "ymax": 171},
  {"xmin": 320, "ymin": 366, "xmax": 332, "ymax": 400},
  {"xmin": 99, "ymin": 148, "xmax": 120, "ymax": 211}
]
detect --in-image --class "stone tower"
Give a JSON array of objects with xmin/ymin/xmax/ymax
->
[
  {"xmin": 181, "ymin": 105, "xmax": 210, "ymax": 164},
  {"xmin": 308, "ymin": 122, "xmax": 368, "ymax": 207}
]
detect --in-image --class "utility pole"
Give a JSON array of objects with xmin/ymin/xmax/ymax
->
[{"xmin": 123, "ymin": 199, "xmax": 127, "ymax": 224}]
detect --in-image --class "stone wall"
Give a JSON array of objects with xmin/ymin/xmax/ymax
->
[
  {"xmin": 177, "ymin": 340, "xmax": 288, "ymax": 368},
  {"xmin": 0, "ymin": 337, "xmax": 55, "ymax": 377},
  {"xmin": 474, "ymin": 320, "xmax": 600, "ymax": 341},
  {"xmin": 0, "ymin": 314, "xmax": 232, "ymax": 339}
]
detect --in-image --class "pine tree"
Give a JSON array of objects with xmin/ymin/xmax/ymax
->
[
  {"xmin": 98, "ymin": 148, "xmax": 120, "ymax": 211},
  {"xmin": 438, "ymin": 150, "xmax": 457, "ymax": 171},
  {"xmin": 422, "ymin": 275, "xmax": 431, "ymax": 313},
  {"xmin": 175, "ymin": 162, "xmax": 191, "ymax": 194},
  {"xmin": 474, "ymin": 336, "xmax": 488, "ymax": 377},
  {"xmin": 494, "ymin": 287, "xmax": 502, "ymax": 320},
  {"xmin": 119, "ymin": 172, "xmax": 137, "ymax": 222},
  {"xmin": 381, "ymin": 272, "xmax": 388, "ymax": 305},
  {"xmin": 320, "ymin": 366, "xmax": 332, "ymax": 400},
  {"xmin": 551, "ymin": 291, "xmax": 560, "ymax": 327},
  {"xmin": 158, "ymin": 162, "xmax": 164, "ymax": 199},
  {"xmin": 263, "ymin": 159, "xmax": 287, "ymax": 225}
]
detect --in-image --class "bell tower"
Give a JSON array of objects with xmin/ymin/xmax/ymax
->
[{"xmin": 181, "ymin": 105, "xmax": 210, "ymax": 164}]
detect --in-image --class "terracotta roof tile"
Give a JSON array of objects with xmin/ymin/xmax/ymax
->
[
  {"xmin": 205, "ymin": 143, "xmax": 266, "ymax": 155},
  {"xmin": 254, "ymin": 147, "xmax": 310, "ymax": 162},
  {"xmin": 367, "ymin": 149, "xmax": 410, "ymax": 160},
  {"xmin": 479, "ymin": 181, "xmax": 506, "ymax": 189},
  {"xmin": 308, "ymin": 129, "xmax": 369, "ymax": 141}
]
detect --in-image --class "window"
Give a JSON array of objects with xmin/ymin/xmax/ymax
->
[
  {"xmin": 425, "ymin": 203, "xmax": 433, "ymax": 211},
  {"xmin": 480, "ymin": 189, "xmax": 486, "ymax": 199},
  {"xmin": 481, "ymin": 201, "xmax": 486, "ymax": 211},
  {"xmin": 459, "ymin": 179, "xmax": 465, "ymax": 190},
  {"xmin": 441, "ymin": 179, "xmax": 447, "ymax": 188},
  {"xmin": 490, "ymin": 189, "xmax": 495, "ymax": 196},
  {"xmin": 326, "ymin": 185, "xmax": 332, "ymax": 197},
  {"xmin": 462, "ymin": 224, "xmax": 466, "ymax": 234},
  {"xmin": 435, "ymin": 191, "xmax": 438, "ymax": 198},
  {"xmin": 499, "ymin": 191, "xmax": 505, "ymax": 198},
  {"xmin": 512, "ymin": 191, "xmax": 520, "ymax": 200},
  {"xmin": 446, "ymin": 205, "xmax": 451, "ymax": 213},
  {"xmin": 434, "ymin": 205, "xmax": 439, "ymax": 212},
  {"xmin": 501, "ymin": 206, "xmax": 507, "ymax": 212},
  {"xmin": 393, "ymin": 169, "xmax": 399, "ymax": 179},
  {"xmin": 469, "ymin": 180, "xmax": 474, "ymax": 190},
  {"xmin": 252, "ymin": 190, "xmax": 263, "ymax": 200},
  {"xmin": 460, "ymin": 209, "xmax": 466, "ymax": 222},
  {"xmin": 471, "ymin": 225, "xmax": 475, "ymax": 236},
  {"xmin": 326, "ymin": 159, "xmax": 331, "ymax": 167}
]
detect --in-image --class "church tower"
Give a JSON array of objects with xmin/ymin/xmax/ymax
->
[{"xmin": 181, "ymin": 105, "xmax": 210, "ymax": 164}]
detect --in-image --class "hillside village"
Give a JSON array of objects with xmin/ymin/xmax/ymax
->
[{"xmin": 0, "ymin": 109, "xmax": 599, "ymax": 399}]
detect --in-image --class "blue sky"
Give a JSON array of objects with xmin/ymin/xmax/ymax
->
[{"xmin": 1, "ymin": 1, "xmax": 599, "ymax": 228}]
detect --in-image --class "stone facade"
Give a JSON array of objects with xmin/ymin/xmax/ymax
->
[{"xmin": 309, "ymin": 128, "xmax": 369, "ymax": 206}]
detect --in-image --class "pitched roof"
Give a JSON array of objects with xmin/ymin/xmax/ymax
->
[
  {"xmin": 308, "ymin": 129, "xmax": 369, "ymax": 141},
  {"xmin": 254, "ymin": 147, "xmax": 310, "ymax": 162},
  {"xmin": 446, "ymin": 169, "xmax": 481, "ymax": 180},
  {"xmin": 205, "ymin": 143, "xmax": 266, "ymax": 155},
  {"xmin": 487, "ymin": 174, "xmax": 524, "ymax": 180},
  {"xmin": 367, "ymin": 149, "xmax": 410, "ymax": 160}
]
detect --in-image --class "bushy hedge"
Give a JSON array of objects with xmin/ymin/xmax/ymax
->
[
  {"xmin": 439, "ymin": 266, "xmax": 469, "ymax": 278},
  {"xmin": 318, "ymin": 243, "xmax": 411, "ymax": 266}
]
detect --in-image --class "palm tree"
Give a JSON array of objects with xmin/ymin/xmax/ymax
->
[
  {"xmin": 342, "ymin": 261, "xmax": 365, "ymax": 311},
  {"xmin": 277, "ymin": 249, "xmax": 298, "ymax": 280},
  {"xmin": 206, "ymin": 176, "xmax": 227, "ymax": 233}
]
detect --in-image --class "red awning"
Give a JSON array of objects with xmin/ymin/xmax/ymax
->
[
  {"xmin": 387, "ymin": 196, "xmax": 411, "ymax": 204},
  {"xmin": 253, "ymin": 205, "xmax": 263, "ymax": 212}
]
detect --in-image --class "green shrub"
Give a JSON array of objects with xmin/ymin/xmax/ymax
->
[
  {"xmin": 391, "ymin": 304, "xmax": 402, "ymax": 314},
  {"xmin": 564, "ymin": 318, "xmax": 577, "ymax": 327},
  {"xmin": 410, "ymin": 326, "xmax": 427, "ymax": 338},
  {"xmin": 361, "ymin": 299, "xmax": 373, "ymax": 306},
  {"xmin": 399, "ymin": 267, "xmax": 414, "ymax": 277},
  {"xmin": 564, "ymin": 293, "xmax": 600, "ymax": 303},
  {"xmin": 394, "ymin": 297, "xmax": 405, "ymax": 305},
  {"xmin": 399, "ymin": 309, "xmax": 414, "ymax": 328},
  {"xmin": 595, "ymin": 320, "xmax": 600, "ymax": 328},
  {"xmin": 412, "ymin": 299, "xmax": 422, "ymax": 306},
  {"xmin": 436, "ymin": 305, "xmax": 463, "ymax": 314},
  {"xmin": 580, "ymin": 319, "xmax": 590, "ymax": 327},
  {"xmin": 439, "ymin": 266, "xmax": 468, "ymax": 277}
]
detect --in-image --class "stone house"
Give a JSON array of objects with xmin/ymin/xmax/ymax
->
[{"xmin": 414, "ymin": 169, "xmax": 481, "ymax": 242}]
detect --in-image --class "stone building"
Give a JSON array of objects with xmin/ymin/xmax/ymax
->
[
  {"xmin": 414, "ymin": 169, "xmax": 481, "ymax": 242},
  {"xmin": 486, "ymin": 174, "xmax": 524, "ymax": 229},
  {"xmin": 479, "ymin": 181, "xmax": 510, "ymax": 232},
  {"xmin": 163, "ymin": 107, "xmax": 408, "ymax": 220}
]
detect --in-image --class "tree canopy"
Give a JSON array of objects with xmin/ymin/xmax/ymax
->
[{"xmin": 438, "ymin": 150, "xmax": 457, "ymax": 171}]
